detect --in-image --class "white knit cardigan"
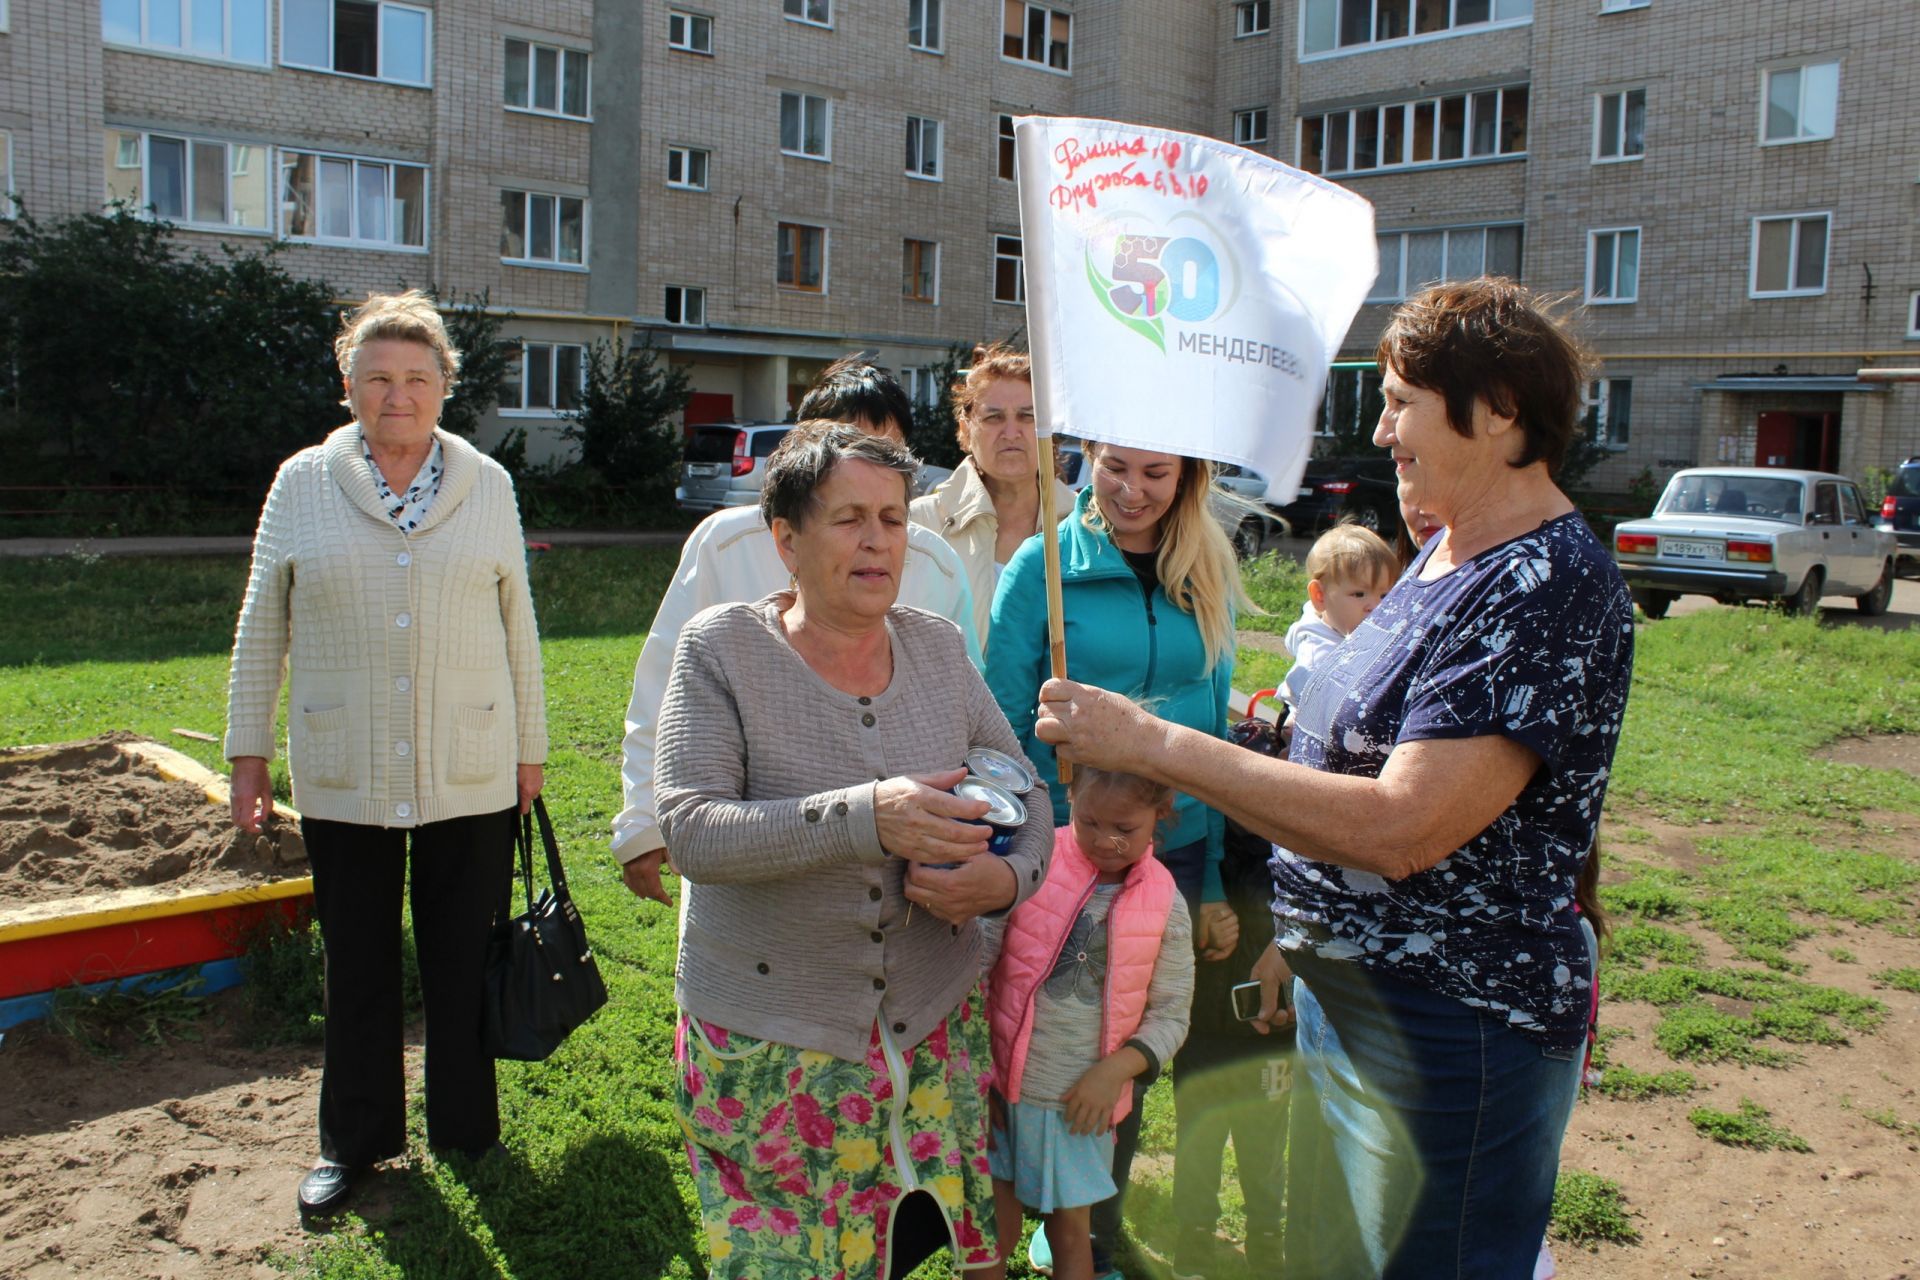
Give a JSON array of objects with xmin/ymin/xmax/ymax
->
[{"xmin": 225, "ymin": 424, "xmax": 548, "ymax": 827}]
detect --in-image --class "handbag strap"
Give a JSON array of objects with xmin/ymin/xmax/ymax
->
[
  {"xmin": 513, "ymin": 807, "xmax": 538, "ymax": 916},
  {"xmin": 529, "ymin": 796, "xmax": 595, "ymax": 959}
]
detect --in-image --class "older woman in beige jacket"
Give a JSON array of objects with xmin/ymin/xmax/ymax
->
[{"xmin": 910, "ymin": 346, "xmax": 1077, "ymax": 651}]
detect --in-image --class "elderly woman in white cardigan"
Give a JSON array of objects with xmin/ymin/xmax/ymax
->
[{"xmin": 225, "ymin": 290, "xmax": 547, "ymax": 1220}]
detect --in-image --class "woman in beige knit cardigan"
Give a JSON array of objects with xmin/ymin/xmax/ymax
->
[{"xmin": 225, "ymin": 291, "xmax": 548, "ymax": 1220}]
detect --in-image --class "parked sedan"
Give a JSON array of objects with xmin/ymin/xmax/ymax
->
[
  {"xmin": 1612, "ymin": 468, "xmax": 1897, "ymax": 618},
  {"xmin": 1267, "ymin": 454, "xmax": 1401, "ymax": 536},
  {"xmin": 1876, "ymin": 456, "xmax": 1920, "ymax": 577}
]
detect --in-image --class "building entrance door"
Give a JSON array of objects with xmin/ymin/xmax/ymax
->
[{"xmin": 1755, "ymin": 411, "xmax": 1838, "ymax": 471}]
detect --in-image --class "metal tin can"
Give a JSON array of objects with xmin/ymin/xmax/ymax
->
[
  {"xmin": 954, "ymin": 775, "xmax": 1027, "ymax": 856},
  {"xmin": 963, "ymin": 746, "xmax": 1038, "ymax": 795}
]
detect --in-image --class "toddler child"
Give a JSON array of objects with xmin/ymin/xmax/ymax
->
[
  {"xmin": 1281, "ymin": 522, "xmax": 1399, "ymax": 713},
  {"xmin": 985, "ymin": 767, "xmax": 1195, "ymax": 1280}
]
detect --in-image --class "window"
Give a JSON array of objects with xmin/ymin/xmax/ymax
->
[
  {"xmin": 783, "ymin": 0, "xmax": 829, "ymax": 27},
  {"xmin": 280, "ymin": 148, "xmax": 425, "ymax": 247},
  {"xmin": 993, "ymin": 233, "xmax": 1024, "ymax": 304},
  {"xmin": 0, "ymin": 131, "xmax": 13, "ymax": 220},
  {"xmin": 1584, "ymin": 379, "xmax": 1632, "ymax": 448},
  {"xmin": 282, "ymin": 0, "xmax": 429, "ymax": 84},
  {"xmin": 997, "ymin": 113, "xmax": 1017, "ymax": 180},
  {"xmin": 1750, "ymin": 212, "xmax": 1829, "ymax": 297},
  {"xmin": 105, "ymin": 129, "xmax": 273, "ymax": 231},
  {"xmin": 1593, "ymin": 87, "xmax": 1645, "ymax": 161},
  {"xmin": 905, "ymin": 116, "xmax": 942, "ymax": 180},
  {"xmin": 908, "ymin": 0, "xmax": 942, "ymax": 51},
  {"xmin": 1909, "ymin": 291, "xmax": 1920, "ymax": 340},
  {"xmin": 667, "ymin": 146, "xmax": 710, "ymax": 190},
  {"xmin": 1299, "ymin": 84, "xmax": 1527, "ymax": 174},
  {"xmin": 102, "ymin": 0, "xmax": 270, "ymax": 63},
  {"xmin": 501, "ymin": 190, "xmax": 586, "ymax": 267},
  {"xmin": 667, "ymin": 10, "xmax": 712, "ymax": 54},
  {"xmin": 1587, "ymin": 228, "xmax": 1640, "ymax": 303},
  {"xmin": 664, "ymin": 286, "xmax": 706, "ymax": 327},
  {"xmin": 1318, "ymin": 367, "xmax": 1384, "ymax": 439},
  {"xmin": 504, "ymin": 342, "xmax": 585, "ymax": 414},
  {"xmin": 777, "ymin": 221, "xmax": 826, "ymax": 291},
  {"xmin": 1368, "ymin": 223, "xmax": 1523, "ymax": 301},
  {"xmin": 1236, "ymin": 1, "xmax": 1272, "ymax": 36},
  {"xmin": 504, "ymin": 39, "xmax": 589, "ymax": 117},
  {"xmin": 780, "ymin": 92, "xmax": 831, "ymax": 160},
  {"xmin": 1234, "ymin": 108, "xmax": 1270, "ymax": 147},
  {"xmin": 902, "ymin": 238, "xmax": 938, "ymax": 302},
  {"xmin": 1301, "ymin": 0, "xmax": 1531, "ymax": 57},
  {"xmin": 1600, "ymin": 0, "xmax": 1648, "ymax": 9},
  {"xmin": 1003, "ymin": 2, "xmax": 1070, "ymax": 72},
  {"xmin": 1762, "ymin": 61, "xmax": 1839, "ymax": 144}
]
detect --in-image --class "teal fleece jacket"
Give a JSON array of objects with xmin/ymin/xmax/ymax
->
[{"xmin": 986, "ymin": 487, "xmax": 1232, "ymax": 901}]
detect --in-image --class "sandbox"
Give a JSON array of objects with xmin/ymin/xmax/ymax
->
[{"xmin": 0, "ymin": 734, "xmax": 312, "ymax": 1028}]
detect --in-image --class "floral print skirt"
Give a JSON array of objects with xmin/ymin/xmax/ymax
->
[{"xmin": 675, "ymin": 986, "xmax": 999, "ymax": 1280}]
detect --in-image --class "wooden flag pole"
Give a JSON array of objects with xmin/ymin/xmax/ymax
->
[{"xmin": 1036, "ymin": 439, "xmax": 1071, "ymax": 786}]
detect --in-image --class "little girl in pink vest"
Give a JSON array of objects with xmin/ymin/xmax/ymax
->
[{"xmin": 984, "ymin": 767, "xmax": 1195, "ymax": 1280}]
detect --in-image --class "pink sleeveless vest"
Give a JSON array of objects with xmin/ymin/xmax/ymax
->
[{"xmin": 989, "ymin": 827, "xmax": 1178, "ymax": 1126}]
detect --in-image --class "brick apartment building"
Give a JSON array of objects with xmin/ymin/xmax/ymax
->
[{"xmin": 2, "ymin": 0, "xmax": 1914, "ymax": 488}]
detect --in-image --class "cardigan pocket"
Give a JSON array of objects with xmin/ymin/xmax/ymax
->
[
  {"xmin": 446, "ymin": 704, "xmax": 502, "ymax": 784},
  {"xmin": 298, "ymin": 706, "xmax": 355, "ymax": 790}
]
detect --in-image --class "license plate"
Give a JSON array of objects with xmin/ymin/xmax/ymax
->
[
  {"xmin": 1297, "ymin": 487, "xmax": 1315, "ymax": 498},
  {"xmin": 1662, "ymin": 538, "xmax": 1723, "ymax": 561},
  {"xmin": 688, "ymin": 463, "xmax": 723, "ymax": 478}
]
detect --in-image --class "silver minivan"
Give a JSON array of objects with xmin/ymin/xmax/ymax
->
[{"xmin": 676, "ymin": 422, "xmax": 792, "ymax": 513}]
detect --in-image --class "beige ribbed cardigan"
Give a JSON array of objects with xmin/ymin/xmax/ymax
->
[{"xmin": 225, "ymin": 425, "xmax": 548, "ymax": 827}]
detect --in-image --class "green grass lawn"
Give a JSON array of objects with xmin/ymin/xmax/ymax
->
[{"xmin": 4, "ymin": 547, "xmax": 1918, "ymax": 1278}]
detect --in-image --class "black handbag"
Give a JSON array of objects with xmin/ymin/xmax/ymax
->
[{"xmin": 482, "ymin": 796, "xmax": 609, "ymax": 1061}]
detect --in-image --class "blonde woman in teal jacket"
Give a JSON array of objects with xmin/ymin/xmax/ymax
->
[{"xmin": 985, "ymin": 443, "xmax": 1247, "ymax": 1278}]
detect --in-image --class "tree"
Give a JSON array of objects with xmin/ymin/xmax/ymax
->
[
  {"xmin": 904, "ymin": 342, "xmax": 973, "ymax": 471},
  {"xmin": 559, "ymin": 338, "xmax": 691, "ymax": 505},
  {"xmin": 436, "ymin": 288, "xmax": 511, "ymax": 439}
]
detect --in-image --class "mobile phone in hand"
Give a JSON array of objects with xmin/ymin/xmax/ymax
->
[{"xmin": 1231, "ymin": 980, "xmax": 1264, "ymax": 1021}]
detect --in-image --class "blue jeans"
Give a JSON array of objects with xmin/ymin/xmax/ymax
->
[{"xmin": 1285, "ymin": 954, "xmax": 1583, "ymax": 1279}]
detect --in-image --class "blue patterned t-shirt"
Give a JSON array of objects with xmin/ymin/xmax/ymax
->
[{"xmin": 1272, "ymin": 512, "xmax": 1633, "ymax": 1049}]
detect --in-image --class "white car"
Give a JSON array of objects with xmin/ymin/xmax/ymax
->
[{"xmin": 1611, "ymin": 468, "xmax": 1897, "ymax": 618}]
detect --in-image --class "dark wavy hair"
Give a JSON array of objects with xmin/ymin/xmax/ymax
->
[
  {"xmin": 796, "ymin": 356, "xmax": 915, "ymax": 439},
  {"xmin": 759, "ymin": 420, "xmax": 918, "ymax": 530}
]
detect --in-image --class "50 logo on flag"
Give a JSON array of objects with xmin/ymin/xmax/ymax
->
[{"xmin": 1084, "ymin": 217, "xmax": 1240, "ymax": 353}]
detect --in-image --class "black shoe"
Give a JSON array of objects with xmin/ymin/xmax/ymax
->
[{"xmin": 297, "ymin": 1161, "xmax": 360, "ymax": 1218}]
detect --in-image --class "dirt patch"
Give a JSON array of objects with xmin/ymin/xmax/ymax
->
[
  {"xmin": 0, "ymin": 737, "xmax": 304, "ymax": 908},
  {"xmin": 1816, "ymin": 733, "xmax": 1920, "ymax": 781}
]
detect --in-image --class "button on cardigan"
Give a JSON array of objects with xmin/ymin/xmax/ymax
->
[{"xmin": 225, "ymin": 424, "xmax": 548, "ymax": 827}]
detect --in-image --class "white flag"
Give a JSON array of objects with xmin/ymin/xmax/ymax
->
[{"xmin": 1014, "ymin": 116, "xmax": 1378, "ymax": 504}]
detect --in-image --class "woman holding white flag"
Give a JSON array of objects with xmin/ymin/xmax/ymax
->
[{"xmin": 986, "ymin": 442, "xmax": 1246, "ymax": 1277}]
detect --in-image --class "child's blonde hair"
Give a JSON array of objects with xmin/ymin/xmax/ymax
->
[{"xmin": 1304, "ymin": 522, "xmax": 1399, "ymax": 589}]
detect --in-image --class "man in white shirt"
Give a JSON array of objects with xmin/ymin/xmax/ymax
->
[{"xmin": 613, "ymin": 359, "xmax": 981, "ymax": 903}]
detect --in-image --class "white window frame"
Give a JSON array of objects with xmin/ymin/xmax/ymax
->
[
  {"xmin": 996, "ymin": 113, "xmax": 1017, "ymax": 181},
  {"xmin": 1749, "ymin": 211, "xmax": 1831, "ymax": 299},
  {"xmin": 905, "ymin": 115, "xmax": 942, "ymax": 181},
  {"xmin": 1584, "ymin": 378, "xmax": 1632, "ymax": 449},
  {"xmin": 1002, "ymin": 2, "xmax": 1071, "ymax": 75},
  {"xmin": 0, "ymin": 0, "xmax": 8, "ymax": 32},
  {"xmin": 902, "ymin": 366, "xmax": 939, "ymax": 410},
  {"xmin": 664, "ymin": 285, "xmax": 706, "ymax": 327},
  {"xmin": 1234, "ymin": 108, "xmax": 1270, "ymax": 147},
  {"xmin": 1235, "ymin": 0, "xmax": 1272, "ymax": 37},
  {"xmin": 1586, "ymin": 227, "xmax": 1641, "ymax": 304},
  {"xmin": 1599, "ymin": 0, "xmax": 1648, "ymax": 10},
  {"xmin": 102, "ymin": 0, "xmax": 271, "ymax": 64},
  {"xmin": 666, "ymin": 145, "xmax": 710, "ymax": 191},
  {"xmin": 782, "ymin": 0, "xmax": 830, "ymax": 29},
  {"xmin": 280, "ymin": 0, "xmax": 432, "ymax": 86},
  {"xmin": 1760, "ymin": 60, "xmax": 1839, "ymax": 145},
  {"xmin": 105, "ymin": 129, "xmax": 276, "ymax": 234},
  {"xmin": 1299, "ymin": 0, "xmax": 1533, "ymax": 62},
  {"xmin": 902, "ymin": 238, "xmax": 940, "ymax": 303},
  {"xmin": 500, "ymin": 189, "xmax": 588, "ymax": 269},
  {"xmin": 1367, "ymin": 222, "xmax": 1524, "ymax": 303},
  {"xmin": 279, "ymin": 146, "xmax": 428, "ymax": 250},
  {"xmin": 667, "ymin": 9, "xmax": 712, "ymax": 54},
  {"xmin": 779, "ymin": 92, "xmax": 832, "ymax": 161},
  {"xmin": 501, "ymin": 341, "xmax": 586, "ymax": 416},
  {"xmin": 1298, "ymin": 83, "xmax": 1528, "ymax": 176},
  {"xmin": 776, "ymin": 220, "xmax": 829, "ymax": 293},
  {"xmin": 993, "ymin": 233, "xmax": 1025, "ymax": 305},
  {"xmin": 1318, "ymin": 367, "xmax": 1383, "ymax": 439},
  {"xmin": 0, "ymin": 130, "xmax": 14, "ymax": 220},
  {"xmin": 1592, "ymin": 87, "xmax": 1645, "ymax": 163},
  {"xmin": 1908, "ymin": 291, "xmax": 1920, "ymax": 341},
  {"xmin": 908, "ymin": 0, "xmax": 942, "ymax": 52},
  {"xmin": 503, "ymin": 38, "xmax": 590, "ymax": 119}
]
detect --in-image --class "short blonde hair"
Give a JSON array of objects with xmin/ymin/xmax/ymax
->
[
  {"xmin": 1305, "ymin": 522, "xmax": 1399, "ymax": 588},
  {"xmin": 334, "ymin": 289, "xmax": 460, "ymax": 384}
]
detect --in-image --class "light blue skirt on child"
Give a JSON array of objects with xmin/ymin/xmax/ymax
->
[{"xmin": 988, "ymin": 1098, "xmax": 1118, "ymax": 1213}]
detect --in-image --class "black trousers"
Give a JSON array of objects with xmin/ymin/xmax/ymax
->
[{"xmin": 304, "ymin": 807, "xmax": 515, "ymax": 1166}]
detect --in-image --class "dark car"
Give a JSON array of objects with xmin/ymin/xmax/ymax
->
[
  {"xmin": 1877, "ymin": 457, "xmax": 1920, "ymax": 577},
  {"xmin": 1270, "ymin": 454, "xmax": 1401, "ymax": 536}
]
